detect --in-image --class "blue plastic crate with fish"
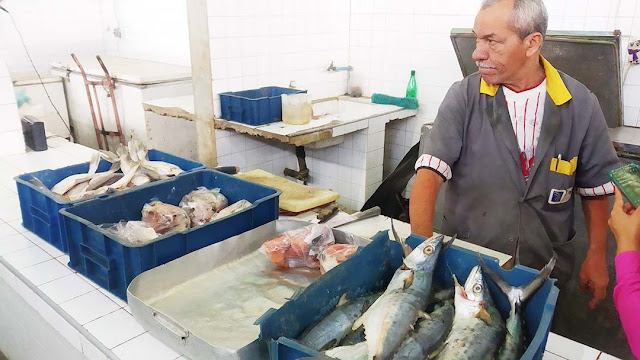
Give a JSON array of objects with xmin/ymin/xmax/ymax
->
[
  {"xmin": 220, "ymin": 86, "xmax": 307, "ymax": 126},
  {"xmin": 14, "ymin": 150, "xmax": 205, "ymax": 253},
  {"xmin": 257, "ymin": 231, "xmax": 559, "ymax": 360},
  {"xmin": 59, "ymin": 169, "xmax": 280, "ymax": 300}
]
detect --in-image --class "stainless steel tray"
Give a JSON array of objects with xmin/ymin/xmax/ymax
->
[{"xmin": 127, "ymin": 220, "xmax": 371, "ymax": 360}]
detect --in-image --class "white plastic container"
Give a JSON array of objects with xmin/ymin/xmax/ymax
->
[{"xmin": 281, "ymin": 93, "xmax": 312, "ymax": 125}]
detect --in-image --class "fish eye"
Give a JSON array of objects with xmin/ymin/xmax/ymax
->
[
  {"xmin": 423, "ymin": 245, "xmax": 434, "ymax": 255},
  {"xmin": 473, "ymin": 284, "xmax": 483, "ymax": 294}
]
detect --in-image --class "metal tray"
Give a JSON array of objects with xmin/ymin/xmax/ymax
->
[{"xmin": 127, "ymin": 220, "xmax": 371, "ymax": 360}]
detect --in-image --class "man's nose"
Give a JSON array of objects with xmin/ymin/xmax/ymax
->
[{"xmin": 472, "ymin": 45, "xmax": 489, "ymax": 62}]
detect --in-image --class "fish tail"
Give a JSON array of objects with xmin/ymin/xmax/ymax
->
[{"xmin": 478, "ymin": 252, "xmax": 556, "ymax": 307}]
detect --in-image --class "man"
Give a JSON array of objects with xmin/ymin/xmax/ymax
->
[{"xmin": 410, "ymin": 0, "xmax": 620, "ymax": 309}]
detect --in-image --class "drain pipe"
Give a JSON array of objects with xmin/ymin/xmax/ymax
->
[{"xmin": 284, "ymin": 146, "xmax": 310, "ymax": 185}]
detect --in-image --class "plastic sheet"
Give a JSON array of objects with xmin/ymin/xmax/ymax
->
[
  {"xmin": 260, "ymin": 224, "xmax": 335, "ymax": 269},
  {"xmin": 141, "ymin": 201, "xmax": 190, "ymax": 235},
  {"xmin": 211, "ymin": 199, "xmax": 251, "ymax": 221},
  {"xmin": 101, "ymin": 221, "xmax": 158, "ymax": 245},
  {"xmin": 319, "ymin": 244, "xmax": 360, "ymax": 274},
  {"xmin": 179, "ymin": 187, "xmax": 229, "ymax": 226}
]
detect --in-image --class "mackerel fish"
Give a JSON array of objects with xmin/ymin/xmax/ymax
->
[{"xmin": 436, "ymin": 265, "xmax": 506, "ymax": 360}]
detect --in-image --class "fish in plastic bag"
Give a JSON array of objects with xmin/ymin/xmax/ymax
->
[
  {"xmin": 319, "ymin": 244, "xmax": 360, "ymax": 274},
  {"xmin": 179, "ymin": 187, "xmax": 228, "ymax": 226},
  {"xmin": 211, "ymin": 199, "xmax": 251, "ymax": 220},
  {"xmin": 141, "ymin": 201, "xmax": 190, "ymax": 235},
  {"xmin": 101, "ymin": 221, "xmax": 158, "ymax": 245},
  {"xmin": 260, "ymin": 224, "xmax": 336, "ymax": 269}
]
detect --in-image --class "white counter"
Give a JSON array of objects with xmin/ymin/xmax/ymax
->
[{"xmin": 0, "ymin": 132, "xmax": 621, "ymax": 360}]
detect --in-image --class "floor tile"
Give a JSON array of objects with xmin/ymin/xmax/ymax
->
[
  {"xmin": 84, "ymin": 309, "xmax": 145, "ymax": 349},
  {"xmin": 0, "ymin": 197, "xmax": 21, "ymax": 222},
  {"xmin": 38, "ymin": 273, "xmax": 94, "ymax": 303},
  {"xmin": 98, "ymin": 287, "xmax": 128, "ymax": 308},
  {"xmin": 8, "ymin": 220, "xmax": 27, "ymax": 233},
  {"xmin": 0, "ymin": 232, "xmax": 32, "ymax": 255},
  {"xmin": 0, "ymin": 222, "xmax": 18, "ymax": 238},
  {"xmin": 59, "ymin": 290, "xmax": 120, "ymax": 325},
  {"xmin": 21, "ymin": 258, "xmax": 73, "ymax": 286},
  {"xmin": 543, "ymin": 352, "xmax": 568, "ymax": 360},
  {"xmin": 28, "ymin": 235, "xmax": 65, "ymax": 258},
  {"xmin": 2, "ymin": 245, "xmax": 51, "ymax": 269},
  {"xmin": 112, "ymin": 333, "xmax": 181, "ymax": 360}
]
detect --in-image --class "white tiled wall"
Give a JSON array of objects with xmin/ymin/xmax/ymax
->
[
  {"xmin": 206, "ymin": 0, "xmax": 351, "ymax": 118},
  {"xmin": 0, "ymin": 0, "xmax": 104, "ymax": 75},
  {"xmin": 350, "ymin": 0, "xmax": 640, "ymax": 174},
  {"xmin": 99, "ymin": 0, "xmax": 192, "ymax": 67}
]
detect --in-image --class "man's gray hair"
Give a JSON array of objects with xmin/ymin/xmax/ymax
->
[{"xmin": 481, "ymin": 0, "xmax": 548, "ymax": 40}]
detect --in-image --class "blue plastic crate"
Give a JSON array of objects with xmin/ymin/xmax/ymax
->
[
  {"xmin": 59, "ymin": 169, "xmax": 280, "ymax": 300},
  {"xmin": 220, "ymin": 86, "xmax": 307, "ymax": 126},
  {"xmin": 14, "ymin": 150, "xmax": 205, "ymax": 253},
  {"xmin": 257, "ymin": 231, "xmax": 559, "ymax": 360}
]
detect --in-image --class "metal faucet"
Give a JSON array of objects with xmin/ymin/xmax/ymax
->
[{"xmin": 327, "ymin": 61, "xmax": 353, "ymax": 72}]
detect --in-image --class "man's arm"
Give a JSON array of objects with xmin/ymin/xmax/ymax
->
[
  {"xmin": 580, "ymin": 196, "xmax": 611, "ymax": 309},
  {"xmin": 410, "ymin": 169, "xmax": 444, "ymax": 238}
]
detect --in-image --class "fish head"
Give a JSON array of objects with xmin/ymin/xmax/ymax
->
[
  {"xmin": 454, "ymin": 266, "xmax": 491, "ymax": 319},
  {"xmin": 403, "ymin": 234, "xmax": 445, "ymax": 271}
]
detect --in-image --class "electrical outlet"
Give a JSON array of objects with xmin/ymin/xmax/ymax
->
[{"xmin": 628, "ymin": 40, "xmax": 640, "ymax": 64}]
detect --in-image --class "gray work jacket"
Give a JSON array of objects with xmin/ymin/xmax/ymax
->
[{"xmin": 421, "ymin": 58, "xmax": 620, "ymax": 285}]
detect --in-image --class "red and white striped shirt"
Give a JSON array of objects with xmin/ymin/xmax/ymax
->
[{"xmin": 503, "ymin": 78, "xmax": 546, "ymax": 177}]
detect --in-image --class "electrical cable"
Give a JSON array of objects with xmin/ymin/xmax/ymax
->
[{"xmin": 1, "ymin": 5, "xmax": 73, "ymax": 138}]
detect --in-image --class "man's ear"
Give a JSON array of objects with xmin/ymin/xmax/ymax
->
[{"xmin": 524, "ymin": 32, "xmax": 544, "ymax": 58}]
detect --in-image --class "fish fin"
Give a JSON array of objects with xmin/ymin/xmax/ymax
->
[
  {"xmin": 418, "ymin": 310, "xmax": 431, "ymax": 320},
  {"xmin": 512, "ymin": 237, "xmax": 521, "ymax": 267},
  {"xmin": 521, "ymin": 252, "xmax": 557, "ymax": 302},
  {"xmin": 428, "ymin": 342, "xmax": 448, "ymax": 359},
  {"xmin": 452, "ymin": 274, "xmax": 461, "ymax": 287},
  {"xmin": 403, "ymin": 270, "xmax": 415, "ymax": 290},
  {"xmin": 319, "ymin": 339, "xmax": 338, "ymax": 352},
  {"xmin": 391, "ymin": 219, "xmax": 412, "ymax": 258},
  {"xmin": 337, "ymin": 293, "xmax": 348, "ymax": 307},
  {"xmin": 477, "ymin": 254, "xmax": 513, "ymax": 299},
  {"xmin": 441, "ymin": 233, "xmax": 456, "ymax": 253},
  {"xmin": 475, "ymin": 307, "xmax": 492, "ymax": 326},
  {"xmin": 352, "ymin": 315, "xmax": 365, "ymax": 331}
]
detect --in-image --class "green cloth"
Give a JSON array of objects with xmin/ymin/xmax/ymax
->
[{"xmin": 371, "ymin": 93, "xmax": 419, "ymax": 110}]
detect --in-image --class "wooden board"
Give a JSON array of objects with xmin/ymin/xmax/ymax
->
[{"xmin": 237, "ymin": 169, "xmax": 339, "ymax": 213}]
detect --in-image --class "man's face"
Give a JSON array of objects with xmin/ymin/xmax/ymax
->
[{"xmin": 472, "ymin": 1, "xmax": 531, "ymax": 85}]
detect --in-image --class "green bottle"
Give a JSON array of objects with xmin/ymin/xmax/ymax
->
[{"xmin": 406, "ymin": 70, "xmax": 417, "ymax": 98}]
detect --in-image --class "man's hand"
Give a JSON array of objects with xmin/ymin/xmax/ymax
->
[
  {"xmin": 609, "ymin": 191, "xmax": 640, "ymax": 254},
  {"xmin": 581, "ymin": 196, "xmax": 611, "ymax": 310},
  {"xmin": 579, "ymin": 250, "xmax": 609, "ymax": 309}
]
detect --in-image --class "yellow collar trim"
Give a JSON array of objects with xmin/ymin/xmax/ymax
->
[{"xmin": 479, "ymin": 56, "xmax": 572, "ymax": 106}]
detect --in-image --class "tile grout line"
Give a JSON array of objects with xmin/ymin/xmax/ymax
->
[{"xmin": 0, "ymin": 256, "xmax": 121, "ymax": 360}]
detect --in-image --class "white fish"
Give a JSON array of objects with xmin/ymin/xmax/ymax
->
[{"xmin": 353, "ymin": 235, "xmax": 446, "ymax": 360}]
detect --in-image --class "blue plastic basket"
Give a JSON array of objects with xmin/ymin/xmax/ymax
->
[
  {"xmin": 257, "ymin": 232, "xmax": 559, "ymax": 360},
  {"xmin": 59, "ymin": 169, "xmax": 280, "ymax": 300},
  {"xmin": 219, "ymin": 86, "xmax": 307, "ymax": 126},
  {"xmin": 14, "ymin": 150, "xmax": 205, "ymax": 253}
]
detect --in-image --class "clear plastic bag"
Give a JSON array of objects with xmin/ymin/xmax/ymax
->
[
  {"xmin": 101, "ymin": 221, "xmax": 158, "ymax": 245},
  {"xmin": 179, "ymin": 187, "xmax": 229, "ymax": 226},
  {"xmin": 141, "ymin": 201, "xmax": 190, "ymax": 235},
  {"xmin": 319, "ymin": 244, "xmax": 360, "ymax": 274},
  {"xmin": 211, "ymin": 199, "xmax": 251, "ymax": 220},
  {"xmin": 260, "ymin": 224, "xmax": 336, "ymax": 269}
]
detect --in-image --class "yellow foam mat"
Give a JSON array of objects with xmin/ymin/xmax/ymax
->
[{"xmin": 237, "ymin": 169, "xmax": 339, "ymax": 213}]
